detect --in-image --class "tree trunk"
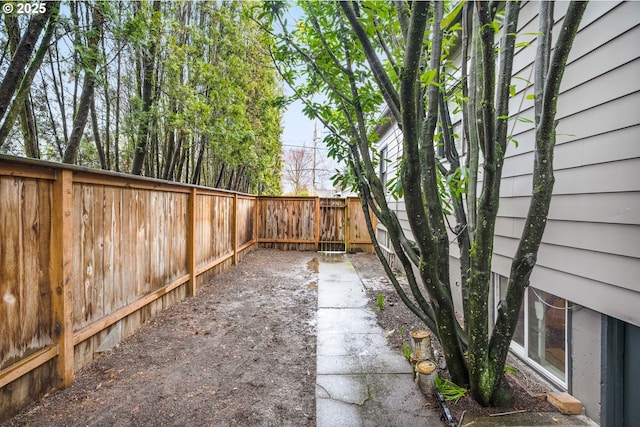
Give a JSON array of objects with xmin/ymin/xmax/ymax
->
[
  {"xmin": 90, "ymin": 95, "xmax": 107, "ymax": 169},
  {"xmin": 63, "ymin": 3, "xmax": 104, "ymax": 164},
  {"xmin": 214, "ymin": 163, "xmax": 226, "ymax": 189},
  {"xmin": 484, "ymin": 0, "xmax": 588, "ymax": 406},
  {"xmin": 191, "ymin": 135, "xmax": 207, "ymax": 185},
  {"xmin": 41, "ymin": 77, "xmax": 64, "ymax": 158},
  {"xmin": 100, "ymin": 28, "xmax": 112, "ymax": 170},
  {"xmin": 0, "ymin": 2, "xmax": 60, "ymax": 150},
  {"xmin": 114, "ymin": 35, "xmax": 122, "ymax": 172},
  {"xmin": 49, "ymin": 44, "xmax": 70, "ymax": 145},
  {"xmin": 131, "ymin": 0, "xmax": 161, "ymax": 175},
  {"xmin": 3, "ymin": 13, "xmax": 38, "ymax": 156},
  {"xmin": 0, "ymin": 3, "xmax": 56, "ymax": 123}
]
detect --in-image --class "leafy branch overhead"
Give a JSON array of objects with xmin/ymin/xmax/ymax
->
[{"xmin": 261, "ymin": 0, "xmax": 587, "ymax": 407}]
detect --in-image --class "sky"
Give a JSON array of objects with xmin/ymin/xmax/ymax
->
[
  {"xmin": 280, "ymin": 97, "xmax": 340, "ymax": 193},
  {"xmin": 276, "ymin": 4, "xmax": 342, "ymax": 194},
  {"xmin": 280, "ymin": 98, "xmax": 316, "ymax": 149}
]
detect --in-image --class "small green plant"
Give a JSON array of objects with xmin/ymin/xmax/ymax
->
[
  {"xmin": 398, "ymin": 325, "xmax": 404, "ymax": 337},
  {"xmin": 435, "ymin": 376, "xmax": 468, "ymax": 404},
  {"xmin": 376, "ymin": 294, "xmax": 385, "ymax": 311},
  {"xmin": 504, "ymin": 364, "xmax": 519, "ymax": 374},
  {"xmin": 401, "ymin": 343, "xmax": 412, "ymax": 360}
]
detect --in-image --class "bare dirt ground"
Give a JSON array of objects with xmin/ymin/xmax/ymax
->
[
  {"xmin": 4, "ymin": 249, "xmax": 556, "ymax": 427},
  {"xmin": 3, "ymin": 249, "xmax": 318, "ymax": 427}
]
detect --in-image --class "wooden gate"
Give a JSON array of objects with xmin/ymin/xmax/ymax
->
[
  {"xmin": 319, "ymin": 198, "xmax": 347, "ymax": 252},
  {"xmin": 256, "ymin": 196, "xmax": 374, "ymax": 253}
]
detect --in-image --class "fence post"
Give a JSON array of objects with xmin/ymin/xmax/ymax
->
[
  {"xmin": 51, "ymin": 169, "xmax": 74, "ymax": 388},
  {"xmin": 187, "ymin": 188, "xmax": 197, "ymax": 296},
  {"xmin": 232, "ymin": 193, "xmax": 238, "ymax": 265},
  {"xmin": 254, "ymin": 196, "xmax": 259, "ymax": 244},
  {"xmin": 345, "ymin": 198, "xmax": 351, "ymax": 253},
  {"xmin": 315, "ymin": 197, "xmax": 320, "ymax": 251}
]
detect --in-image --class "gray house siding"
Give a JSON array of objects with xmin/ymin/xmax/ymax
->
[
  {"xmin": 493, "ymin": 0, "xmax": 640, "ymax": 326},
  {"xmin": 374, "ymin": 1, "xmax": 640, "ymax": 423}
]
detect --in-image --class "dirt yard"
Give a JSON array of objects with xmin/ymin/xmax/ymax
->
[
  {"xmin": 3, "ymin": 250, "xmax": 319, "ymax": 427},
  {"xmin": 4, "ymin": 249, "xmax": 556, "ymax": 427}
]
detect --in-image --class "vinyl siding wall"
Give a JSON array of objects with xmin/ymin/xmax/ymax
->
[
  {"xmin": 377, "ymin": 0, "xmax": 640, "ymax": 324},
  {"xmin": 492, "ymin": 0, "xmax": 640, "ymax": 328}
]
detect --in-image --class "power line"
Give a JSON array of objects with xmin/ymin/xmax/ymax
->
[{"xmin": 280, "ymin": 143, "xmax": 331, "ymax": 151}]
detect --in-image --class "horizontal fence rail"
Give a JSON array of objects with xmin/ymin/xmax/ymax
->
[{"xmin": 0, "ymin": 155, "xmax": 372, "ymax": 421}]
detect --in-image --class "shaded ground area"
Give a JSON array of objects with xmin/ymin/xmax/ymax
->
[
  {"xmin": 3, "ymin": 250, "xmax": 318, "ymax": 427},
  {"xmin": 348, "ymin": 253, "xmax": 559, "ymax": 425}
]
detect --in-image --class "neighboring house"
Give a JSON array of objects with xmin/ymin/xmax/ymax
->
[{"xmin": 374, "ymin": 2, "xmax": 640, "ymax": 425}]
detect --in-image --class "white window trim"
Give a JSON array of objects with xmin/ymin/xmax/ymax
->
[{"xmin": 379, "ymin": 145, "xmax": 388, "ymax": 193}]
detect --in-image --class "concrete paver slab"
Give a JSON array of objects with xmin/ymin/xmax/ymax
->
[
  {"xmin": 317, "ymin": 308, "xmax": 377, "ymax": 333},
  {"xmin": 317, "ymin": 375, "xmax": 370, "ymax": 405},
  {"xmin": 316, "ymin": 253, "xmax": 442, "ymax": 427},
  {"xmin": 317, "ymin": 373, "xmax": 434, "ymax": 427},
  {"xmin": 317, "ymin": 330, "xmax": 390, "ymax": 356},
  {"xmin": 318, "ymin": 284, "xmax": 369, "ymax": 307},
  {"xmin": 316, "ymin": 397, "xmax": 363, "ymax": 427},
  {"xmin": 317, "ymin": 350, "xmax": 414, "ymax": 375}
]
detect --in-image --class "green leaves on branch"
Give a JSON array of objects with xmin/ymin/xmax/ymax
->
[{"xmin": 420, "ymin": 69, "xmax": 439, "ymax": 89}]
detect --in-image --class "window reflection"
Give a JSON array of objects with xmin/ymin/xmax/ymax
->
[
  {"xmin": 494, "ymin": 274, "xmax": 566, "ymax": 384},
  {"xmin": 528, "ymin": 288, "xmax": 566, "ymax": 381}
]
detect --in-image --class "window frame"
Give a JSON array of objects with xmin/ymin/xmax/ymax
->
[{"xmin": 493, "ymin": 273, "xmax": 569, "ymax": 389}]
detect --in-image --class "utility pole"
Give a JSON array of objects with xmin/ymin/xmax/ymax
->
[{"xmin": 312, "ymin": 118, "xmax": 317, "ymax": 196}]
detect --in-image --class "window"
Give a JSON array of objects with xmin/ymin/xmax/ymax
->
[
  {"xmin": 377, "ymin": 227, "xmax": 389, "ymax": 250},
  {"xmin": 494, "ymin": 274, "xmax": 567, "ymax": 386}
]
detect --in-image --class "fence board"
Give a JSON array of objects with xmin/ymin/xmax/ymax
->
[
  {"xmin": 237, "ymin": 197, "xmax": 255, "ymax": 247},
  {"xmin": 51, "ymin": 169, "xmax": 73, "ymax": 388},
  {"xmin": 196, "ymin": 193, "xmax": 235, "ymax": 269},
  {"xmin": 258, "ymin": 198, "xmax": 317, "ymax": 244},
  {"xmin": 0, "ymin": 176, "xmax": 54, "ymax": 372},
  {"xmin": 348, "ymin": 197, "xmax": 374, "ymax": 243}
]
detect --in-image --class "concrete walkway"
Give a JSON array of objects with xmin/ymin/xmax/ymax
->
[{"xmin": 315, "ymin": 253, "xmax": 442, "ymax": 427}]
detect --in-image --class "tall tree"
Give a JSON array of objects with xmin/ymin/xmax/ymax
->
[
  {"xmin": 3, "ymin": 13, "xmax": 38, "ymax": 157},
  {"xmin": 0, "ymin": 1, "xmax": 60, "ymax": 151},
  {"xmin": 0, "ymin": 1, "xmax": 57, "ymax": 121},
  {"xmin": 0, "ymin": 2, "xmax": 60, "ymax": 152},
  {"xmin": 130, "ymin": 0, "xmax": 160, "ymax": 175},
  {"xmin": 263, "ymin": 0, "xmax": 587, "ymax": 406},
  {"xmin": 62, "ymin": 2, "xmax": 105, "ymax": 164}
]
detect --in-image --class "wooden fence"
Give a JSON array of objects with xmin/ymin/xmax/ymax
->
[
  {"xmin": 0, "ymin": 155, "xmax": 372, "ymax": 421},
  {"xmin": 257, "ymin": 196, "xmax": 375, "ymax": 252}
]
